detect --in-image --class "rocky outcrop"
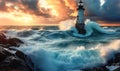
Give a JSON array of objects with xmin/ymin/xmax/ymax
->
[
  {"xmin": 0, "ymin": 32, "xmax": 35, "ymax": 71},
  {"xmin": 0, "ymin": 47, "xmax": 35, "ymax": 71},
  {"xmin": 0, "ymin": 33, "xmax": 7, "ymax": 45},
  {"xmin": 81, "ymin": 53, "xmax": 120, "ymax": 71},
  {"xmin": 114, "ymin": 67, "xmax": 120, "ymax": 71},
  {"xmin": 81, "ymin": 66, "xmax": 109, "ymax": 71},
  {"xmin": 106, "ymin": 53, "xmax": 120, "ymax": 71},
  {"xmin": 0, "ymin": 33, "xmax": 24, "ymax": 47},
  {"xmin": 8, "ymin": 38, "xmax": 24, "ymax": 47}
]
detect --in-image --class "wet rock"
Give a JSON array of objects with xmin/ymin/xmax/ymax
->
[
  {"xmin": 0, "ymin": 33, "xmax": 35, "ymax": 71},
  {"xmin": 15, "ymin": 50, "xmax": 37, "ymax": 71},
  {"xmin": 81, "ymin": 53, "xmax": 120, "ymax": 71},
  {"xmin": 105, "ymin": 53, "xmax": 120, "ymax": 71},
  {"xmin": 92, "ymin": 66, "xmax": 109, "ymax": 71},
  {"xmin": 7, "ymin": 38, "xmax": 24, "ymax": 47},
  {"xmin": 106, "ymin": 53, "xmax": 120, "ymax": 66},
  {"xmin": 106, "ymin": 58, "xmax": 115, "ymax": 66},
  {"xmin": 0, "ymin": 47, "xmax": 12, "ymax": 62},
  {"xmin": 114, "ymin": 67, "xmax": 120, "ymax": 71},
  {"xmin": 114, "ymin": 53, "xmax": 120, "ymax": 63},
  {"xmin": 0, "ymin": 33, "xmax": 7, "ymax": 44},
  {"xmin": 0, "ymin": 47, "xmax": 35, "ymax": 71},
  {"xmin": 82, "ymin": 66, "xmax": 109, "ymax": 71},
  {"xmin": 0, "ymin": 33, "xmax": 24, "ymax": 47},
  {"xmin": 15, "ymin": 50, "xmax": 26, "ymax": 60}
]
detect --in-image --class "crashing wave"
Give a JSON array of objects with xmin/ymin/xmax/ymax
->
[
  {"xmin": 70, "ymin": 19, "xmax": 115, "ymax": 37},
  {"xmin": 18, "ymin": 39, "xmax": 120, "ymax": 71},
  {"xmin": 3, "ymin": 25, "xmax": 120, "ymax": 71}
]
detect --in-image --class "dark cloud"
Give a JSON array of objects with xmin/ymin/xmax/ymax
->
[
  {"xmin": 0, "ymin": 0, "xmax": 119, "ymax": 23},
  {"xmin": 0, "ymin": 0, "xmax": 51, "ymax": 18},
  {"xmin": 0, "ymin": 0, "xmax": 77, "ymax": 23},
  {"xmin": 0, "ymin": 0, "xmax": 6, "ymax": 11},
  {"xmin": 80, "ymin": 0, "xmax": 120, "ymax": 22},
  {"xmin": 101, "ymin": 0, "xmax": 120, "ymax": 21},
  {"xmin": 83, "ymin": 0, "xmax": 101, "ymax": 16},
  {"xmin": 20, "ymin": 0, "xmax": 49, "ymax": 16},
  {"xmin": 20, "ymin": 0, "xmax": 40, "ymax": 14}
]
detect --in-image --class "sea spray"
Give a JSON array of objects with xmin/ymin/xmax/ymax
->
[
  {"xmin": 69, "ymin": 19, "xmax": 115, "ymax": 37},
  {"xmin": 96, "ymin": 40, "xmax": 120, "ymax": 57},
  {"xmin": 18, "ymin": 39, "xmax": 120, "ymax": 71},
  {"xmin": 5, "ymin": 25, "xmax": 120, "ymax": 71},
  {"xmin": 19, "ymin": 45, "xmax": 105, "ymax": 71}
]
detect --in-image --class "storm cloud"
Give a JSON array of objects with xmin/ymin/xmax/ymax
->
[
  {"xmin": 101, "ymin": 0, "xmax": 120, "ymax": 21},
  {"xmin": 81, "ymin": 0, "xmax": 120, "ymax": 21},
  {"xmin": 0, "ymin": 0, "xmax": 77, "ymax": 23},
  {"xmin": 0, "ymin": 0, "xmax": 51, "ymax": 17},
  {"xmin": 0, "ymin": 0, "xmax": 120, "ymax": 24}
]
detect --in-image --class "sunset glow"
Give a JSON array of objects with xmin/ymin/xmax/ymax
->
[
  {"xmin": 0, "ymin": 12, "xmax": 35, "ymax": 26},
  {"xmin": 0, "ymin": 0, "xmax": 77, "ymax": 26},
  {"xmin": 0, "ymin": 0, "xmax": 120, "ymax": 26}
]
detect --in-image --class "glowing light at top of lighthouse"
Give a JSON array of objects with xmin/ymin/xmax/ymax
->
[
  {"xmin": 78, "ymin": 0, "xmax": 84, "ymax": 6},
  {"xmin": 100, "ymin": 0, "xmax": 105, "ymax": 7}
]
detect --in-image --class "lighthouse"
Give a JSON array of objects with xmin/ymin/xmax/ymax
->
[{"xmin": 75, "ymin": 0, "xmax": 86, "ymax": 34}]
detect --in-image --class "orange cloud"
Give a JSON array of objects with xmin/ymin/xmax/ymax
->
[{"xmin": 0, "ymin": 0, "xmax": 79, "ymax": 26}]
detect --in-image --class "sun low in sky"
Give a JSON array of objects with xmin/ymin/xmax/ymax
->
[{"xmin": 0, "ymin": 0, "xmax": 120, "ymax": 26}]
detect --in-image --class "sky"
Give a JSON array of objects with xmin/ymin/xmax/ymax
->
[{"xmin": 0, "ymin": 0, "xmax": 120, "ymax": 26}]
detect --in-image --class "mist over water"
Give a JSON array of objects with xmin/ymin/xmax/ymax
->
[{"xmin": 3, "ymin": 21, "xmax": 120, "ymax": 71}]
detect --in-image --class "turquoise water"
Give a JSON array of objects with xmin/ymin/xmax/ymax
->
[{"xmin": 5, "ymin": 22, "xmax": 120, "ymax": 71}]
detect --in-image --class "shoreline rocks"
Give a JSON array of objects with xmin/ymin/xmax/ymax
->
[
  {"xmin": 8, "ymin": 38, "xmax": 24, "ymax": 47},
  {"xmin": 0, "ymin": 32, "xmax": 35, "ymax": 71},
  {"xmin": 80, "ymin": 53, "xmax": 120, "ymax": 71},
  {"xmin": 0, "ymin": 47, "xmax": 35, "ymax": 71},
  {"xmin": 0, "ymin": 33, "xmax": 24, "ymax": 48}
]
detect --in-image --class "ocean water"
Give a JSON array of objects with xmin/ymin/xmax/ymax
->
[{"xmin": 4, "ymin": 21, "xmax": 120, "ymax": 71}]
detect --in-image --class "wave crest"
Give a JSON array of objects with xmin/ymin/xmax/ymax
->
[{"xmin": 70, "ymin": 19, "xmax": 115, "ymax": 37}]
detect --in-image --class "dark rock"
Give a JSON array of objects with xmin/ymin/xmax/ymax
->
[
  {"xmin": 0, "ymin": 33, "xmax": 35, "ymax": 71},
  {"xmin": 15, "ymin": 50, "xmax": 35, "ymax": 71},
  {"xmin": 75, "ymin": 23, "xmax": 86, "ymax": 35},
  {"xmin": 114, "ymin": 67, "xmax": 120, "ymax": 71},
  {"xmin": 105, "ymin": 53, "xmax": 120, "ymax": 66},
  {"xmin": 0, "ymin": 47, "xmax": 12, "ymax": 62},
  {"xmin": 82, "ymin": 66, "xmax": 109, "ymax": 71},
  {"xmin": 114, "ymin": 53, "xmax": 120, "ymax": 63},
  {"xmin": 15, "ymin": 50, "xmax": 26, "ymax": 60},
  {"xmin": 0, "ymin": 33, "xmax": 24, "ymax": 47},
  {"xmin": 6, "ymin": 56, "xmax": 23, "ymax": 68},
  {"xmin": 0, "ymin": 33, "xmax": 7, "ymax": 44},
  {"xmin": 8, "ymin": 38, "xmax": 24, "ymax": 47},
  {"xmin": 81, "ymin": 69, "xmax": 90, "ymax": 71},
  {"xmin": 0, "ymin": 47, "xmax": 35, "ymax": 71},
  {"xmin": 93, "ymin": 67, "xmax": 108, "ymax": 71},
  {"xmin": 106, "ymin": 58, "xmax": 115, "ymax": 66},
  {"xmin": 0, "ymin": 53, "xmax": 6, "ymax": 62}
]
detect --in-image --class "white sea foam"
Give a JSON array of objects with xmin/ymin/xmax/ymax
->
[
  {"xmin": 71, "ymin": 19, "xmax": 115, "ymax": 37},
  {"xmin": 18, "ymin": 37, "xmax": 120, "ymax": 71},
  {"xmin": 5, "ymin": 23, "xmax": 120, "ymax": 71}
]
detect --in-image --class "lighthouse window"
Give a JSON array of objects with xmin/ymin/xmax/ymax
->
[
  {"xmin": 80, "ymin": 3, "xmax": 83, "ymax": 6},
  {"xmin": 78, "ymin": 3, "xmax": 83, "ymax": 6}
]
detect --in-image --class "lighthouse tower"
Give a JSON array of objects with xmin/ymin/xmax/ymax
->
[{"xmin": 75, "ymin": 0, "xmax": 86, "ymax": 34}]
